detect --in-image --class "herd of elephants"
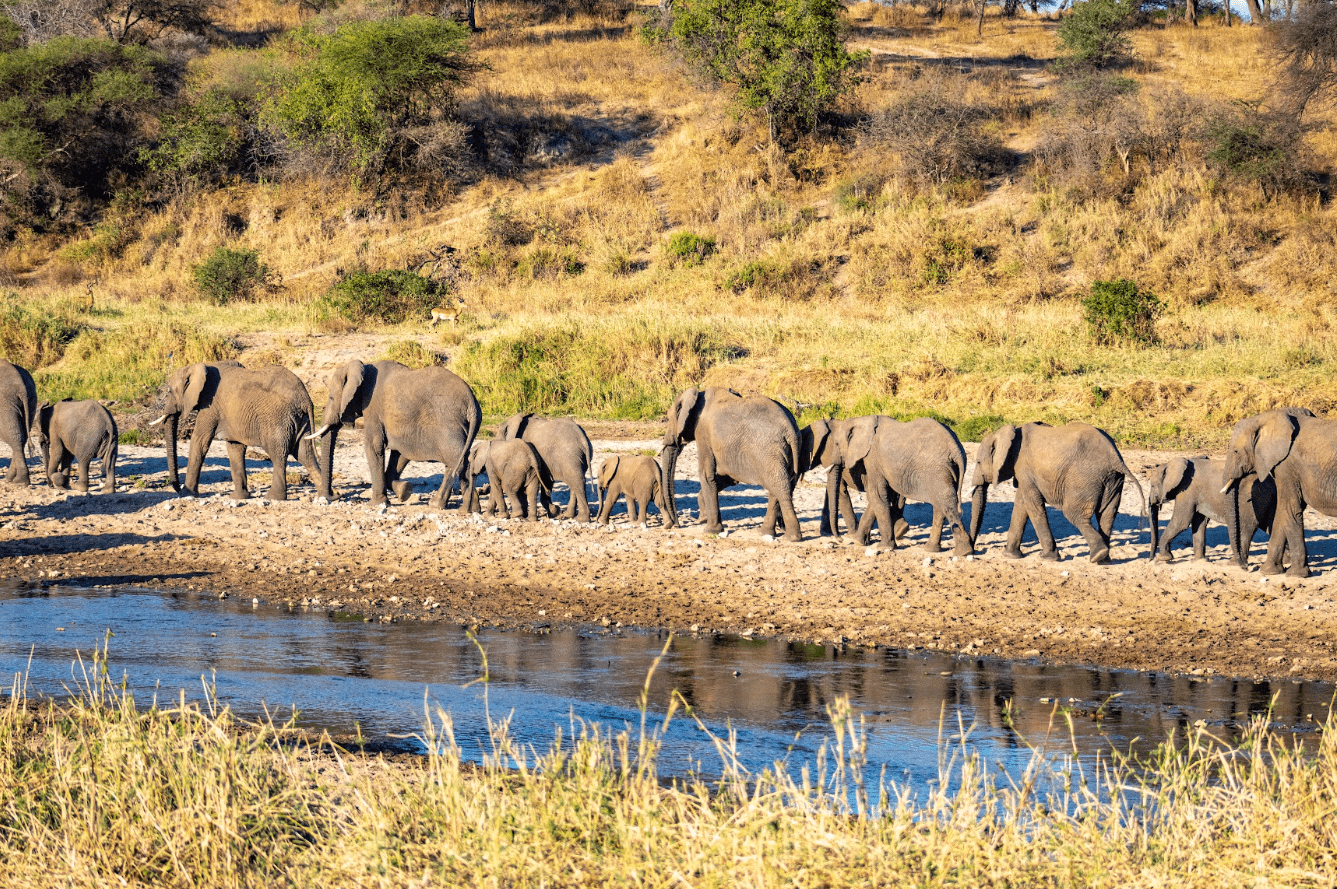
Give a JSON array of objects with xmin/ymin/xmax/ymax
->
[{"xmin": 1, "ymin": 355, "xmax": 1334, "ymax": 578}]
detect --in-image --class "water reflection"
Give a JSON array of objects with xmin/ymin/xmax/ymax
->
[{"xmin": 0, "ymin": 583, "xmax": 1330, "ymax": 797}]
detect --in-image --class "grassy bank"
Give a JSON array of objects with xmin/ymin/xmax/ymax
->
[{"xmin": 3, "ymin": 649, "xmax": 1337, "ymax": 886}]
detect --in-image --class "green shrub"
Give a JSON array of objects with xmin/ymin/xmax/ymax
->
[
  {"xmin": 517, "ymin": 247, "xmax": 584, "ymax": 280},
  {"xmin": 1055, "ymin": 0, "xmax": 1138, "ymax": 69},
  {"xmin": 0, "ymin": 296, "xmax": 85, "ymax": 368},
  {"xmin": 191, "ymin": 247, "xmax": 271, "ymax": 305},
  {"xmin": 316, "ymin": 269, "xmax": 445, "ymax": 325},
  {"xmin": 263, "ymin": 16, "xmax": 477, "ymax": 178},
  {"xmin": 953, "ymin": 413, "xmax": 1007, "ymax": 443},
  {"xmin": 917, "ymin": 236, "xmax": 975, "ymax": 287},
  {"xmin": 664, "ymin": 231, "xmax": 716, "ymax": 266},
  {"xmin": 1082, "ymin": 278, "xmax": 1164, "ymax": 346}
]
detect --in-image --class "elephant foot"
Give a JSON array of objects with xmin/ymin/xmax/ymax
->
[
  {"xmin": 703, "ymin": 522, "xmax": 724, "ymax": 535},
  {"xmin": 269, "ymin": 489, "xmax": 288, "ymax": 502},
  {"xmin": 1090, "ymin": 548, "xmax": 1110, "ymax": 565},
  {"xmin": 428, "ymin": 492, "xmax": 447, "ymax": 510},
  {"xmin": 1259, "ymin": 561, "xmax": 1285, "ymax": 576},
  {"xmin": 1286, "ymin": 565, "xmax": 1311, "ymax": 579},
  {"xmin": 230, "ymin": 489, "xmax": 251, "ymax": 501},
  {"xmin": 1041, "ymin": 549, "xmax": 1063, "ymax": 562},
  {"xmin": 783, "ymin": 530, "xmax": 802, "ymax": 543},
  {"xmin": 392, "ymin": 480, "xmax": 414, "ymax": 502},
  {"xmin": 1154, "ymin": 551, "xmax": 1173, "ymax": 563},
  {"xmin": 1002, "ymin": 548, "xmax": 1024, "ymax": 560},
  {"xmin": 952, "ymin": 542, "xmax": 973, "ymax": 557}
]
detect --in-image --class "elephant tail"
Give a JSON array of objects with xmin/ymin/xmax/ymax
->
[
  {"xmin": 450, "ymin": 398, "xmax": 483, "ymax": 504},
  {"xmin": 1121, "ymin": 461, "xmax": 1148, "ymax": 529}
]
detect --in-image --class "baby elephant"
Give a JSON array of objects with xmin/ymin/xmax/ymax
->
[
  {"xmin": 474, "ymin": 439, "xmax": 552, "ymax": 521},
  {"xmin": 33, "ymin": 399, "xmax": 118, "ymax": 493},
  {"xmin": 1147, "ymin": 455, "xmax": 1275, "ymax": 567},
  {"xmin": 596, "ymin": 455, "xmax": 663, "ymax": 525}
]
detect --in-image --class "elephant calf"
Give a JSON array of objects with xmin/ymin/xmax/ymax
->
[
  {"xmin": 596, "ymin": 455, "xmax": 664, "ymax": 525},
  {"xmin": 1147, "ymin": 456, "xmax": 1275, "ymax": 567},
  {"xmin": 33, "ymin": 399, "xmax": 117, "ymax": 493},
  {"xmin": 474, "ymin": 439, "xmax": 552, "ymax": 521}
]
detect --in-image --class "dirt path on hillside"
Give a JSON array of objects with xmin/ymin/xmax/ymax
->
[{"xmin": 2, "ymin": 432, "xmax": 1336, "ymax": 687}]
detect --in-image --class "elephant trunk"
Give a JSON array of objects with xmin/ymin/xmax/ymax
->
[
  {"xmin": 969, "ymin": 482, "xmax": 988, "ymax": 544},
  {"xmin": 824, "ymin": 461, "xmax": 844, "ymax": 536},
  {"xmin": 166, "ymin": 413, "xmax": 180, "ymax": 492},
  {"xmin": 661, "ymin": 444, "xmax": 681, "ymax": 528},
  {"xmin": 1149, "ymin": 502, "xmax": 1161, "ymax": 558},
  {"xmin": 1226, "ymin": 482, "xmax": 1243, "ymax": 568},
  {"xmin": 321, "ymin": 426, "xmax": 339, "ymax": 502}
]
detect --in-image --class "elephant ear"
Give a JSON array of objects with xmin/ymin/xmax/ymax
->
[
  {"xmin": 337, "ymin": 361, "xmax": 365, "ymax": 419},
  {"xmin": 1162, "ymin": 456, "xmax": 1193, "ymax": 498},
  {"xmin": 672, "ymin": 387, "xmax": 702, "ymax": 443},
  {"xmin": 501, "ymin": 413, "xmax": 530, "ymax": 441},
  {"xmin": 34, "ymin": 401, "xmax": 53, "ymax": 436},
  {"xmin": 991, "ymin": 424, "xmax": 1021, "ymax": 483},
  {"xmin": 599, "ymin": 456, "xmax": 620, "ymax": 487},
  {"xmin": 182, "ymin": 363, "xmax": 211, "ymax": 413},
  {"xmin": 841, "ymin": 417, "xmax": 879, "ymax": 469},
  {"xmin": 805, "ymin": 421, "xmax": 832, "ymax": 470},
  {"xmin": 1254, "ymin": 412, "xmax": 1300, "ymax": 481}
]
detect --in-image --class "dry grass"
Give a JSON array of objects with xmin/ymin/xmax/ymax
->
[
  {"xmin": 6, "ymin": 645, "xmax": 1337, "ymax": 887},
  {"xmin": 3, "ymin": 1, "xmax": 1337, "ymax": 447}
]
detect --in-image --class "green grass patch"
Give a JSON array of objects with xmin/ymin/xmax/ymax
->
[
  {"xmin": 380, "ymin": 339, "xmax": 446, "ymax": 368},
  {"xmin": 0, "ymin": 295, "xmax": 86, "ymax": 369}
]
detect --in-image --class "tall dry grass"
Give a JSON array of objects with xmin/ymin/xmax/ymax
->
[{"xmin": 4, "ymin": 644, "xmax": 1337, "ymax": 886}]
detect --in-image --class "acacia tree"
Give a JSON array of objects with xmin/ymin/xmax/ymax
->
[
  {"xmin": 1272, "ymin": 0, "xmax": 1337, "ymax": 115},
  {"xmin": 667, "ymin": 0, "xmax": 864, "ymax": 145}
]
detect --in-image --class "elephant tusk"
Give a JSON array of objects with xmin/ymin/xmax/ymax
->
[
  {"xmin": 305, "ymin": 423, "xmax": 332, "ymax": 441},
  {"xmin": 148, "ymin": 415, "xmax": 167, "ymax": 427},
  {"xmin": 1220, "ymin": 483, "xmax": 1233, "ymax": 495}
]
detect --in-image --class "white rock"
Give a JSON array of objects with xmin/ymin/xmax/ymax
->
[
  {"xmin": 1060, "ymin": 570, "xmax": 1069, "ymax": 577},
  {"xmin": 922, "ymin": 557, "xmax": 933, "ymax": 567},
  {"xmin": 760, "ymin": 534, "xmax": 775, "ymax": 543},
  {"xmin": 160, "ymin": 501, "xmax": 174, "ymax": 512},
  {"xmin": 864, "ymin": 546, "xmax": 879, "ymax": 558},
  {"xmin": 965, "ymin": 554, "xmax": 974, "ymax": 561}
]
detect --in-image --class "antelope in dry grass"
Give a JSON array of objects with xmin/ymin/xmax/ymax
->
[{"xmin": 430, "ymin": 298, "xmax": 465, "ymax": 328}]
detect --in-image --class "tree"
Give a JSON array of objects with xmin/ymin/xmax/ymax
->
[
  {"xmin": 1, "ymin": 0, "xmax": 217, "ymax": 44},
  {"xmin": 1055, "ymin": 0, "xmax": 1138, "ymax": 70},
  {"xmin": 667, "ymin": 0, "xmax": 864, "ymax": 145},
  {"xmin": 1271, "ymin": 0, "xmax": 1337, "ymax": 116},
  {"xmin": 263, "ymin": 15, "xmax": 478, "ymax": 179}
]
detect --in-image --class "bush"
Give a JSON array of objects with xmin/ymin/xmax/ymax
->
[
  {"xmin": 664, "ymin": 231, "xmax": 716, "ymax": 266},
  {"xmin": 665, "ymin": 0, "xmax": 865, "ymax": 144},
  {"xmin": 1082, "ymin": 279, "xmax": 1164, "ymax": 346},
  {"xmin": 316, "ymin": 269, "xmax": 445, "ymax": 325},
  {"xmin": 1204, "ymin": 104, "xmax": 1309, "ymax": 200},
  {"xmin": 263, "ymin": 16, "xmax": 477, "ymax": 179},
  {"xmin": 1055, "ymin": 0, "xmax": 1138, "ymax": 70},
  {"xmin": 0, "ymin": 295, "xmax": 85, "ymax": 368},
  {"xmin": 191, "ymin": 247, "xmax": 272, "ymax": 305}
]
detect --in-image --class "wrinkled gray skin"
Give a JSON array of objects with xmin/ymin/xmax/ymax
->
[
  {"xmin": 33, "ymin": 399, "xmax": 117, "ymax": 493},
  {"xmin": 1147, "ymin": 456, "xmax": 1275, "ymax": 566},
  {"xmin": 496, "ymin": 414, "xmax": 593, "ymax": 522},
  {"xmin": 1222, "ymin": 406, "xmax": 1334, "ymax": 577},
  {"xmin": 799, "ymin": 418, "xmax": 865, "ymax": 537},
  {"xmin": 483, "ymin": 438, "xmax": 551, "ymax": 521},
  {"xmin": 596, "ymin": 455, "xmax": 663, "ymax": 525},
  {"xmin": 314, "ymin": 360, "xmax": 480, "ymax": 510},
  {"xmin": 661, "ymin": 386, "xmax": 803, "ymax": 541},
  {"xmin": 834, "ymin": 416, "xmax": 973, "ymax": 555},
  {"xmin": 157, "ymin": 362, "xmax": 327, "ymax": 502},
  {"xmin": 0, "ymin": 359, "xmax": 36, "ymax": 486},
  {"xmin": 970, "ymin": 422, "xmax": 1145, "ymax": 563}
]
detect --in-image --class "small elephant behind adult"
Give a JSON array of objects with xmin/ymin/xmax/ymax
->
[
  {"xmin": 485, "ymin": 438, "xmax": 552, "ymax": 521},
  {"xmin": 496, "ymin": 414, "xmax": 593, "ymax": 522},
  {"xmin": 33, "ymin": 399, "xmax": 118, "ymax": 493},
  {"xmin": 1147, "ymin": 456, "xmax": 1275, "ymax": 566},
  {"xmin": 596, "ymin": 455, "xmax": 663, "ymax": 525}
]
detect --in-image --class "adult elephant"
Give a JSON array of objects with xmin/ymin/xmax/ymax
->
[
  {"xmin": 495, "ymin": 413, "xmax": 593, "ymax": 522},
  {"xmin": 969, "ymin": 422, "xmax": 1145, "ymax": 563},
  {"xmin": 310, "ymin": 360, "xmax": 480, "ymax": 511},
  {"xmin": 1222, "ymin": 407, "xmax": 1333, "ymax": 577},
  {"xmin": 0, "ymin": 359, "xmax": 36, "ymax": 486},
  {"xmin": 838, "ymin": 416, "xmax": 973, "ymax": 555},
  {"xmin": 152, "ymin": 362, "xmax": 329, "ymax": 502},
  {"xmin": 661, "ymin": 386, "xmax": 803, "ymax": 541}
]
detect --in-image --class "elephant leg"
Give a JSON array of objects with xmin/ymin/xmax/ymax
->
[
  {"xmin": 429, "ymin": 465, "xmax": 457, "ymax": 511},
  {"xmin": 296, "ymin": 432, "xmax": 328, "ymax": 500},
  {"xmin": 596, "ymin": 486, "xmax": 618, "ymax": 524},
  {"xmin": 525, "ymin": 479, "xmax": 540, "ymax": 522},
  {"xmin": 184, "ymin": 417, "xmax": 218, "ymax": 496},
  {"xmin": 697, "ymin": 451, "xmax": 724, "ymax": 534},
  {"xmin": 570, "ymin": 473, "xmax": 591, "ymax": 523},
  {"xmin": 761, "ymin": 497, "xmax": 779, "ymax": 537},
  {"xmin": 48, "ymin": 443, "xmax": 70, "ymax": 489},
  {"xmin": 1189, "ymin": 513, "xmax": 1209, "ymax": 560},
  {"xmin": 1239, "ymin": 512, "xmax": 1260, "ymax": 567},
  {"xmin": 73, "ymin": 452, "xmax": 91, "ymax": 493},
  {"xmin": 854, "ymin": 509, "xmax": 875, "ymax": 547},
  {"xmin": 868, "ymin": 480, "xmax": 897, "ymax": 550},
  {"xmin": 226, "ymin": 441, "xmax": 251, "ymax": 500},
  {"xmin": 5, "ymin": 428, "xmax": 29, "ymax": 486},
  {"xmin": 1280, "ymin": 499, "xmax": 1309, "ymax": 577},
  {"xmin": 943, "ymin": 502, "xmax": 973, "ymax": 556},
  {"xmin": 363, "ymin": 423, "xmax": 389, "ymax": 505},
  {"xmin": 775, "ymin": 484, "xmax": 802, "ymax": 542},
  {"xmin": 387, "ymin": 452, "xmax": 415, "ymax": 503},
  {"xmin": 1003, "ymin": 497, "xmax": 1030, "ymax": 559},
  {"xmin": 892, "ymin": 493, "xmax": 909, "ymax": 544},
  {"xmin": 1063, "ymin": 502, "xmax": 1105, "ymax": 563},
  {"xmin": 1158, "ymin": 503, "xmax": 1193, "ymax": 562},
  {"xmin": 926, "ymin": 506, "xmax": 945, "ymax": 553}
]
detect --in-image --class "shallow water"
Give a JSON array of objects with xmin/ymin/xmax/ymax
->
[{"xmin": 0, "ymin": 581, "xmax": 1331, "ymax": 796}]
